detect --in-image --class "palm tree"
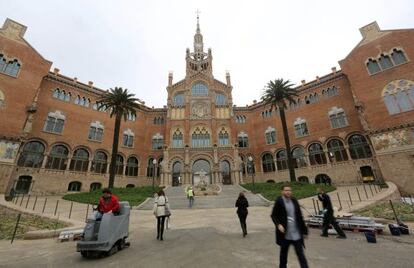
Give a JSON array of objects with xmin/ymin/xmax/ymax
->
[
  {"xmin": 261, "ymin": 79, "xmax": 298, "ymax": 182},
  {"xmin": 97, "ymin": 87, "xmax": 142, "ymax": 189}
]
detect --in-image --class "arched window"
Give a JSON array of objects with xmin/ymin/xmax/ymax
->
[
  {"xmin": 88, "ymin": 121, "xmax": 104, "ymax": 141},
  {"xmin": 366, "ymin": 58, "xmax": 381, "ymax": 74},
  {"xmin": 221, "ymin": 160, "xmax": 231, "ymax": 184},
  {"xmin": 126, "ymin": 156, "xmax": 139, "ymax": 176},
  {"xmin": 58, "ymin": 90, "xmax": 66, "ymax": 101},
  {"xmin": 329, "ymin": 107, "xmax": 348, "ymax": 129},
  {"xmin": 157, "ymin": 157, "xmax": 163, "ymax": 177},
  {"xmin": 4, "ymin": 59, "xmax": 21, "ymax": 77},
  {"xmin": 276, "ymin": 150, "xmax": 288, "ymax": 170},
  {"xmin": 53, "ymin": 89, "xmax": 60, "ymax": 98},
  {"xmin": 192, "ymin": 82, "xmax": 208, "ymax": 96},
  {"xmin": 218, "ymin": 128, "xmax": 230, "ymax": 146},
  {"xmin": 64, "ymin": 92, "xmax": 71, "ymax": 102},
  {"xmin": 237, "ymin": 132, "xmax": 249, "ymax": 148},
  {"xmin": 115, "ymin": 155, "xmax": 124, "ymax": 175},
  {"xmin": 70, "ymin": 148, "xmax": 89, "ymax": 172},
  {"xmin": 90, "ymin": 182, "xmax": 102, "ymax": 192},
  {"xmin": 391, "ymin": 48, "xmax": 407, "ymax": 65},
  {"xmin": 127, "ymin": 111, "xmax": 136, "ymax": 121},
  {"xmin": 152, "ymin": 133, "xmax": 164, "ymax": 150},
  {"xmin": 17, "ymin": 141, "xmax": 45, "ymax": 168},
  {"xmin": 74, "ymin": 95, "xmax": 81, "ymax": 105},
  {"xmin": 308, "ymin": 143, "xmax": 327, "ymax": 165},
  {"xmin": 298, "ymin": 176, "xmax": 309, "ymax": 183},
  {"xmin": 262, "ymin": 153, "xmax": 275, "ymax": 173},
  {"xmin": 43, "ymin": 111, "xmax": 65, "ymax": 134},
  {"xmin": 265, "ymin": 127, "xmax": 276, "ymax": 144},
  {"xmin": 172, "ymin": 129, "xmax": 184, "ymax": 148},
  {"xmin": 216, "ymin": 93, "xmax": 227, "ymax": 106},
  {"xmin": 348, "ymin": 134, "xmax": 372, "ymax": 159},
  {"xmin": 292, "ymin": 147, "xmax": 307, "ymax": 168},
  {"xmin": 68, "ymin": 181, "xmax": 82, "ymax": 192},
  {"xmin": 0, "ymin": 54, "xmax": 6, "ymax": 72},
  {"xmin": 173, "ymin": 93, "xmax": 185, "ymax": 106},
  {"xmin": 91, "ymin": 151, "xmax": 107, "ymax": 174},
  {"xmin": 327, "ymin": 139, "xmax": 348, "ymax": 162},
  {"xmin": 378, "ymin": 54, "xmax": 393, "ymax": 70},
  {"xmin": 123, "ymin": 129, "xmax": 134, "ymax": 148},
  {"xmin": 382, "ymin": 80, "xmax": 414, "ymax": 114},
  {"xmin": 46, "ymin": 145, "xmax": 69, "ymax": 170},
  {"xmin": 192, "ymin": 127, "xmax": 210, "ymax": 147},
  {"xmin": 172, "ymin": 161, "xmax": 182, "ymax": 186},
  {"xmin": 294, "ymin": 118, "xmax": 309, "ymax": 137}
]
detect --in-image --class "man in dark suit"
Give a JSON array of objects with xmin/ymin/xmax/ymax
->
[
  {"xmin": 317, "ymin": 188, "xmax": 346, "ymax": 239},
  {"xmin": 271, "ymin": 185, "xmax": 309, "ymax": 268}
]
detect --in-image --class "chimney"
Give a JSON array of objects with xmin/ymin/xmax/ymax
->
[
  {"xmin": 163, "ymin": 105, "xmax": 167, "ymax": 109},
  {"xmin": 301, "ymin": 80, "xmax": 306, "ymax": 85},
  {"xmin": 316, "ymin": 76, "xmax": 320, "ymax": 82},
  {"xmin": 88, "ymin": 81, "xmax": 93, "ymax": 87},
  {"xmin": 53, "ymin": 68, "xmax": 60, "ymax": 75},
  {"xmin": 73, "ymin": 77, "xmax": 78, "ymax": 83},
  {"xmin": 331, "ymin": 67, "xmax": 337, "ymax": 74},
  {"xmin": 168, "ymin": 71, "xmax": 173, "ymax": 86},
  {"xmin": 225, "ymin": 71, "xmax": 231, "ymax": 86},
  {"xmin": 253, "ymin": 100, "xmax": 257, "ymax": 104}
]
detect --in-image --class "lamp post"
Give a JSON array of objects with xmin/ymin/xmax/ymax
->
[
  {"xmin": 152, "ymin": 159, "xmax": 157, "ymax": 191},
  {"xmin": 248, "ymin": 156, "xmax": 255, "ymax": 191}
]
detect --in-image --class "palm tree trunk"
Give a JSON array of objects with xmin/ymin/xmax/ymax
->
[
  {"xmin": 278, "ymin": 104, "xmax": 296, "ymax": 182},
  {"xmin": 108, "ymin": 112, "xmax": 122, "ymax": 189}
]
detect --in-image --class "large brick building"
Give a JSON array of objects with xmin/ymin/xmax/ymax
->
[{"xmin": 0, "ymin": 18, "xmax": 413, "ymax": 195}]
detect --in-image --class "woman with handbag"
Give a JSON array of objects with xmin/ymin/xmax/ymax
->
[{"xmin": 153, "ymin": 189, "xmax": 170, "ymax": 240}]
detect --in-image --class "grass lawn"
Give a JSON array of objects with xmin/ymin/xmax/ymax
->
[
  {"xmin": 62, "ymin": 186, "xmax": 162, "ymax": 206},
  {"xmin": 0, "ymin": 206, "xmax": 69, "ymax": 240},
  {"xmin": 358, "ymin": 201, "xmax": 414, "ymax": 222},
  {"xmin": 241, "ymin": 182, "xmax": 336, "ymax": 201}
]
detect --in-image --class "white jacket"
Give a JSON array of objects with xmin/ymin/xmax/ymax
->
[{"xmin": 153, "ymin": 195, "xmax": 170, "ymax": 217}]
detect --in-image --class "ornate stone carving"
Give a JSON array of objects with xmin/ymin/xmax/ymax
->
[{"xmin": 190, "ymin": 101, "xmax": 211, "ymax": 119}]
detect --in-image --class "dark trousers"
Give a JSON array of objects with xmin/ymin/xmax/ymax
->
[
  {"xmin": 238, "ymin": 214, "xmax": 247, "ymax": 235},
  {"xmin": 279, "ymin": 239, "xmax": 309, "ymax": 268},
  {"xmin": 322, "ymin": 210, "xmax": 346, "ymax": 237},
  {"xmin": 157, "ymin": 216, "xmax": 166, "ymax": 239},
  {"xmin": 188, "ymin": 196, "xmax": 194, "ymax": 208}
]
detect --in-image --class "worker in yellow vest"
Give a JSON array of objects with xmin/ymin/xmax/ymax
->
[{"xmin": 187, "ymin": 186, "xmax": 195, "ymax": 208}]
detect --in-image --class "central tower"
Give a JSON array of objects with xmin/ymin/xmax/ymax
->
[{"xmin": 185, "ymin": 14, "xmax": 213, "ymax": 77}]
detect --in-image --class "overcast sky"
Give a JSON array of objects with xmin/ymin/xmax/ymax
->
[{"xmin": 2, "ymin": 0, "xmax": 413, "ymax": 107}]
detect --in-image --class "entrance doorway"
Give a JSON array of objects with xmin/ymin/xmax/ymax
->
[
  {"xmin": 360, "ymin": 166, "xmax": 375, "ymax": 183},
  {"xmin": 221, "ymin": 160, "xmax": 232, "ymax": 185},
  {"xmin": 315, "ymin": 174, "xmax": 332, "ymax": 185},
  {"xmin": 15, "ymin": 176, "xmax": 32, "ymax": 194},
  {"xmin": 192, "ymin": 159, "xmax": 211, "ymax": 185},
  {"xmin": 172, "ymin": 161, "xmax": 182, "ymax": 186}
]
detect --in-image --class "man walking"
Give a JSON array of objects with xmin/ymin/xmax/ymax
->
[
  {"xmin": 187, "ymin": 186, "xmax": 195, "ymax": 208},
  {"xmin": 271, "ymin": 185, "xmax": 309, "ymax": 268},
  {"xmin": 317, "ymin": 188, "xmax": 346, "ymax": 239}
]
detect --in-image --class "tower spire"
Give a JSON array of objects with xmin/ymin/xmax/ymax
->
[
  {"xmin": 196, "ymin": 9, "xmax": 201, "ymax": 34},
  {"xmin": 194, "ymin": 10, "xmax": 203, "ymax": 52}
]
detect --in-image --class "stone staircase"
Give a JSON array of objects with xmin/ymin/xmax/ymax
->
[{"xmin": 137, "ymin": 184, "xmax": 270, "ymax": 210}]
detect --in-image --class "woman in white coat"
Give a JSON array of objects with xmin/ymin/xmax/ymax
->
[{"xmin": 153, "ymin": 189, "xmax": 170, "ymax": 240}]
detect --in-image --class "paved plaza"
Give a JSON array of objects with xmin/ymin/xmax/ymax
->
[{"xmin": 1, "ymin": 205, "xmax": 413, "ymax": 268}]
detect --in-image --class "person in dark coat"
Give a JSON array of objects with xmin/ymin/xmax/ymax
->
[
  {"xmin": 235, "ymin": 192, "xmax": 249, "ymax": 237},
  {"xmin": 271, "ymin": 185, "xmax": 309, "ymax": 268},
  {"xmin": 317, "ymin": 188, "xmax": 346, "ymax": 238}
]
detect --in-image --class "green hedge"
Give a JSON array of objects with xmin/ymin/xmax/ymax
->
[
  {"xmin": 62, "ymin": 186, "xmax": 162, "ymax": 206},
  {"xmin": 241, "ymin": 181, "xmax": 336, "ymax": 201}
]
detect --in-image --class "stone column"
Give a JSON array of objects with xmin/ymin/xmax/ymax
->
[{"xmin": 41, "ymin": 153, "xmax": 49, "ymax": 168}]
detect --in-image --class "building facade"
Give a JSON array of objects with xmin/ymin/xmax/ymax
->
[{"xmin": 0, "ymin": 18, "xmax": 413, "ymax": 195}]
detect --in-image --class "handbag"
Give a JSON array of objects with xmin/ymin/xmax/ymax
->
[{"xmin": 165, "ymin": 206, "xmax": 171, "ymax": 216}]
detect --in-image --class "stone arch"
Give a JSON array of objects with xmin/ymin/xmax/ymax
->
[
  {"xmin": 48, "ymin": 141, "xmax": 71, "ymax": 154},
  {"xmin": 71, "ymin": 145, "xmax": 92, "ymax": 158}
]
